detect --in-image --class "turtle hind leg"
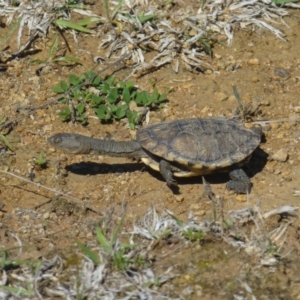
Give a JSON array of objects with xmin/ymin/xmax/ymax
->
[
  {"xmin": 227, "ymin": 168, "xmax": 252, "ymax": 194},
  {"xmin": 159, "ymin": 159, "xmax": 178, "ymax": 187}
]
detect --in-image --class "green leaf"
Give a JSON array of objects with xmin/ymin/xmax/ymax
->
[
  {"xmin": 126, "ymin": 111, "xmax": 139, "ymax": 129},
  {"xmin": 151, "ymin": 88, "xmax": 159, "ymax": 100},
  {"xmin": 76, "ymin": 103, "xmax": 85, "ymax": 114},
  {"xmin": 54, "ymin": 19, "xmax": 93, "ymax": 34},
  {"xmin": 95, "ymin": 105, "xmax": 111, "ymax": 120},
  {"xmin": 136, "ymin": 91, "xmax": 152, "ymax": 106},
  {"xmin": 0, "ymin": 134, "xmax": 14, "ymax": 151},
  {"xmin": 111, "ymin": 0, "xmax": 125, "ymax": 20},
  {"xmin": 96, "ymin": 228, "xmax": 111, "ymax": 252},
  {"xmin": 271, "ymin": 0, "xmax": 300, "ymax": 3},
  {"xmin": 77, "ymin": 242, "xmax": 100, "ymax": 265},
  {"xmin": 60, "ymin": 80, "xmax": 69, "ymax": 92},
  {"xmin": 107, "ymin": 88, "xmax": 119, "ymax": 104},
  {"xmin": 49, "ymin": 34, "xmax": 58, "ymax": 60},
  {"xmin": 159, "ymin": 93, "xmax": 167, "ymax": 101},
  {"xmin": 52, "ymin": 85, "xmax": 65, "ymax": 93},
  {"xmin": 101, "ymin": 83, "xmax": 111, "ymax": 94},
  {"xmin": 84, "ymin": 70, "xmax": 95, "ymax": 80},
  {"xmin": 109, "ymin": 104, "xmax": 117, "ymax": 113},
  {"xmin": 135, "ymin": 91, "xmax": 148, "ymax": 105},
  {"xmin": 104, "ymin": 76, "xmax": 115, "ymax": 85},
  {"xmin": 59, "ymin": 107, "xmax": 71, "ymax": 120},
  {"xmin": 54, "ymin": 56, "xmax": 81, "ymax": 64},
  {"xmin": 91, "ymin": 94, "xmax": 103, "ymax": 105},
  {"xmin": 77, "ymin": 17, "xmax": 106, "ymax": 26},
  {"xmin": 92, "ymin": 75, "xmax": 101, "ymax": 86},
  {"xmin": 138, "ymin": 13, "xmax": 157, "ymax": 24},
  {"xmin": 0, "ymin": 249, "xmax": 8, "ymax": 268},
  {"xmin": 122, "ymin": 86, "xmax": 131, "ymax": 103},
  {"xmin": 69, "ymin": 74, "xmax": 81, "ymax": 85},
  {"xmin": 114, "ymin": 104, "xmax": 128, "ymax": 119},
  {"xmin": 110, "ymin": 214, "xmax": 125, "ymax": 246}
]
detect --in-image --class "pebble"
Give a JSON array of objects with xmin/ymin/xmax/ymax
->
[
  {"xmin": 214, "ymin": 91, "xmax": 228, "ymax": 102},
  {"xmin": 248, "ymin": 58, "xmax": 260, "ymax": 65},
  {"xmin": 236, "ymin": 195, "xmax": 247, "ymax": 202},
  {"xmin": 43, "ymin": 212, "xmax": 50, "ymax": 220},
  {"xmin": 272, "ymin": 149, "xmax": 288, "ymax": 162},
  {"xmin": 273, "ymin": 68, "xmax": 290, "ymax": 80},
  {"xmin": 269, "ymin": 122, "xmax": 280, "ymax": 130},
  {"xmin": 174, "ymin": 195, "xmax": 184, "ymax": 202}
]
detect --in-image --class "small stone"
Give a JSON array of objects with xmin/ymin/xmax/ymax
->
[
  {"xmin": 273, "ymin": 68, "xmax": 290, "ymax": 80},
  {"xmin": 201, "ymin": 106, "xmax": 209, "ymax": 113},
  {"xmin": 236, "ymin": 195, "xmax": 247, "ymax": 202},
  {"xmin": 272, "ymin": 149, "xmax": 288, "ymax": 162},
  {"xmin": 293, "ymin": 106, "xmax": 300, "ymax": 113},
  {"xmin": 248, "ymin": 58, "xmax": 260, "ymax": 65},
  {"xmin": 175, "ymin": 195, "xmax": 184, "ymax": 202},
  {"xmin": 190, "ymin": 203, "xmax": 200, "ymax": 210},
  {"xmin": 270, "ymin": 123, "xmax": 280, "ymax": 130},
  {"xmin": 194, "ymin": 210, "xmax": 206, "ymax": 217},
  {"xmin": 252, "ymin": 76, "xmax": 259, "ymax": 83},
  {"xmin": 43, "ymin": 212, "xmax": 50, "ymax": 220},
  {"xmin": 214, "ymin": 91, "xmax": 228, "ymax": 102}
]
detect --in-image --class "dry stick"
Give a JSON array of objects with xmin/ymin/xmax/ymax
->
[
  {"xmin": 0, "ymin": 170, "xmax": 102, "ymax": 214},
  {"xmin": 0, "ymin": 52, "xmax": 131, "ymax": 131}
]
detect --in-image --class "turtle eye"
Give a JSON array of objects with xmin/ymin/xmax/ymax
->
[{"xmin": 54, "ymin": 137, "xmax": 61, "ymax": 144}]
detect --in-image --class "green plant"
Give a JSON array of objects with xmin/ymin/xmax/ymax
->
[
  {"xmin": 30, "ymin": 35, "xmax": 81, "ymax": 69},
  {"xmin": 78, "ymin": 215, "xmax": 148, "ymax": 270},
  {"xmin": 0, "ymin": 116, "xmax": 14, "ymax": 151},
  {"xmin": 33, "ymin": 151, "xmax": 47, "ymax": 169},
  {"xmin": 0, "ymin": 247, "xmax": 39, "ymax": 296},
  {"xmin": 167, "ymin": 211, "xmax": 204, "ymax": 242},
  {"xmin": 52, "ymin": 71, "xmax": 167, "ymax": 128},
  {"xmin": 271, "ymin": 0, "xmax": 300, "ymax": 4}
]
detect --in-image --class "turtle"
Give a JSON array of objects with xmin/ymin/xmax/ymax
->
[{"xmin": 48, "ymin": 117, "xmax": 262, "ymax": 193}]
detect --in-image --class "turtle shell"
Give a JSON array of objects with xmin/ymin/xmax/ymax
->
[{"xmin": 136, "ymin": 117, "xmax": 261, "ymax": 176}]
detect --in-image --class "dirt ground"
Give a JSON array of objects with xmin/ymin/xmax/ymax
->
[{"xmin": 1, "ymin": 3, "xmax": 300, "ymax": 299}]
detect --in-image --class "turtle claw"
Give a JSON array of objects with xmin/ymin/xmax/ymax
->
[
  {"xmin": 167, "ymin": 178, "xmax": 178, "ymax": 187},
  {"xmin": 159, "ymin": 159, "xmax": 177, "ymax": 187},
  {"xmin": 227, "ymin": 168, "xmax": 252, "ymax": 194}
]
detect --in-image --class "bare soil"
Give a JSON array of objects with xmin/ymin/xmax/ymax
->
[{"xmin": 1, "ymin": 4, "xmax": 300, "ymax": 299}]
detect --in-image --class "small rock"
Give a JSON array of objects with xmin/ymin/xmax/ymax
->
[
  {"xmin": 270, "ymin": 122, "xmax": 280, "ymax": 130},
  {"xmin": 214, "ymin": 91, "xmax": 228, "ymax": 102},
  {"xmin": 252, "ymin": 76, "xmax": 259, "ymax": 83},
  {"xmin": 292, "ymin": 106, "xmax": 300, "ymax": 113},
  {"xmin": 273, "ymin": 68, "xmax": 290, "ymax": 80},
  {"xmin": 236, "ymin": 195, "xmax": 247, "ymax": 202},
  {"xmin": 289, "ymin": 114, "xmax": 300, "ymax": 125},
  {"xmin": 272, "ymin": 149, "xmax": 288, "ymax": 162},
  {"xmin": 190, "ymin": 203, "xmax": 200, "ymax": 210},
  {"xmin": 174, "ymin": 195, "xmax": 184, "ymax": 202},
  {"xmin": 248, "ymin": 58, "xmax": 260, "ymax": 65},
  {"xmin": 43, "ymin": 212, "xmax": 50, "ymax": 220}
]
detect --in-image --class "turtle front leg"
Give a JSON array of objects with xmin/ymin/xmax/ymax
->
[
  {"xmin": 226, "ymin": 168, "xmax": 252, "ymax": 194},
  {"xmin": 159, "ymin": 159, "xmax": 177, "ymax": 187}
]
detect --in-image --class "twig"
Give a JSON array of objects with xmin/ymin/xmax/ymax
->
[{"xmin": 0, "ymin": 170, "xmax": 102, "ymax": 214}]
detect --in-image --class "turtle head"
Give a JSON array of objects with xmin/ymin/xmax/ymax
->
[{"xmin": 48, "ymin": 133, "xmax": 92, "ymax": 154}]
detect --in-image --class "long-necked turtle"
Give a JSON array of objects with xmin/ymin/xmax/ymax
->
[{"xmin": 48, "ymin": 117, "xmax": 262, "ymax": 193}]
